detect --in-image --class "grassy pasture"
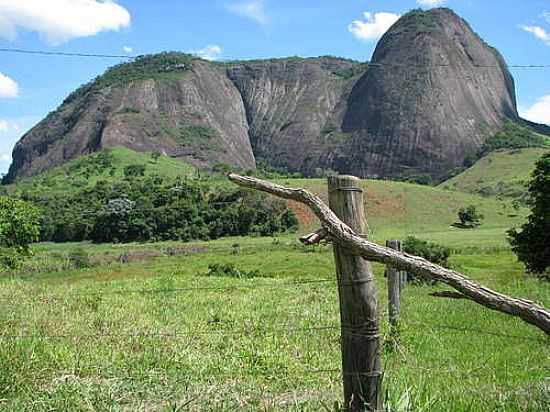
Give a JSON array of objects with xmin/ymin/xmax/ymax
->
[
  {"xmin": 1, "ymin": 175, "xmax": 549, "ymax": 410},
  {"xmin": 439, "ymin": 148, "xmax": 548, "ymax": 200}
]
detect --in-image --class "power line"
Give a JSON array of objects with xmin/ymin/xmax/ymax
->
[
  {"xmin": 0, "ymin": 47, "xmax": 549, "ymax": 69},
  {"xmin": 0, "ymin": 47, "xmax": 135, "ymax": 60},
  {"xmin": 366, "ymin": 62, "xmax": 550, "ymax": 69}
]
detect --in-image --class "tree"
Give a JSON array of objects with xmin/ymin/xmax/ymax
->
[
  {"xmin": 124, "ymin": 164, "xmax": 146, "ymax": 178},
  {"xmin": 508, "ymin": 152, "xmax": 550, "ymax": 276},
  {"xmin": 151, "ymin": 151, "xmax": 161, "ymax": 163},
  {"xmin": 456, "ymin": 205, "xmax": 484, "ymax": 228},
  {"xmin": 0, "ymin": 197, "xmax": 41, "ymax": 269}
]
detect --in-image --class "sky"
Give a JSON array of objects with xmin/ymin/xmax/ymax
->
[{"xmin": 0, "ymin": 0, "xmax": 549, "ymax": 175}]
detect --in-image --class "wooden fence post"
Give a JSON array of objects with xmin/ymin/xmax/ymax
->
[
  {"xmin": 386, "ymin": 240, "xmax": 401, "ymax": 328},
  {"xmin": 328, "ymin": 176, "xmax": 382, "ymax": 412}
]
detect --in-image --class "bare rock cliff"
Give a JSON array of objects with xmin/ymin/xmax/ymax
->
[
  {"xmin": 341, "ymin": 8, "xmax": 519, "ymax": 179},
  {"xmin": 5, "ymin": 56, "xmax": 255, "ymax": 182},
  {"xmin": 4, "ymin": 8, "xmax": 546, "ymax": 184}
]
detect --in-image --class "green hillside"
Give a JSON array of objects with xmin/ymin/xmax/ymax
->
[
  {"xmin": 2, "ymin": 147, "xmax": 530, "ymax": 250},
  {"xmin": 279, "ymin": 178, "xmax": 527, "ymax": 249},
  {"xmin": 439, "ymin": 148, "xmax": 548, "ymax": 200},
  {"xmin": 3, "ymin": 147, "xmax": 197, "ymax": 196}
]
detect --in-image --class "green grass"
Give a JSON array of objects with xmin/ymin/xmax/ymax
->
[
  {"xmin": 5, "ymin": 147, "xmax": 197, "ymax": 196},
  {"xmin": 439, "ymin": 148, "xmax": 548, "ymax": 200},
  {"xmin": 279, "ymin": 178, "xmax": 528, "ymax": 244},
  {"xmin": 1, "ymin": 169, "xmax": 548, "ymax": 410},
  {"xmin": 0, "ymin": 233, "xmax": 548, "ymax": 411}
]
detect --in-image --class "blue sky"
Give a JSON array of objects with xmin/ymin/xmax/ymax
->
[{"xmin": 1, "ymin": 0, "xmax": 549, "ymax": 175}]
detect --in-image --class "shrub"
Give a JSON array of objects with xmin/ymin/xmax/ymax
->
[
  {"xmin": 0, "ymin": 197, "xmax": 41, "ymax": 270},
  {"xmin": 124, "ymin": 164, "xmax": 146, "ymax": 177},
  {"xmin": 403, "ymin": 237, "xmax": 451, "ymax": 282},
  {"xmin": 455, "ymin": 205, "xmax": 484, "ymax": 228}
]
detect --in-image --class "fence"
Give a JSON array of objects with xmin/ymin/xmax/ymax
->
[
  {"xmin": 227, "ymin": 173, "xmax": 550, "ymax": 411},
  {"xmin": 2, "ymin": 174, "xmax": 549, "ymax": 411}
]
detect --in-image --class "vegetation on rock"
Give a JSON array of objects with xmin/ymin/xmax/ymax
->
[{"xmin": 477, "ymin": 121, "xmax": 548, "ymax": 160}]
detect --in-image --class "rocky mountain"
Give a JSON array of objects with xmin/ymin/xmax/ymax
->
[
  {"xmin": 3, "ymin": 8, "xmax": 548, "ymax": 184},
  {"xmin": 341, "ymin": 8, "xmax": 520, "ymax": 180}
]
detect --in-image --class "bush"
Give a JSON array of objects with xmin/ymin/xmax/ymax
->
[
  {"xmin": 455, "ymin": 205, "xmax": 484, "ymax": 228},
  {"xmin": 124, "ymin": 164, "xmax": 146, "ymax": 178},
  {"xmin": 403, "ymin": 236, "xmax": 451, "ymax": 282},
  {"xmin": 0, "ymin": 197, "xmax": 41, "ymax": 270}
]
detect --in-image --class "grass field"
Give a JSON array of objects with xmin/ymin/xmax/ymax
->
[
  {"xmin": 439, "ymin": 148, "xmax": 548, "ymax": 200},
  {"xmin": 280, "ymin": 178, "xmax": 528, "ymax": 243},
  {"xmin": 1, "ymin": 175, "xmax": 548, "ymax": 411}
]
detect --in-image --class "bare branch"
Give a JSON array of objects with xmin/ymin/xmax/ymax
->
[
  {"xmin": 300, "ymin": 228, "xmax": 329, "ymax": 245},
  {"xmin": 228, "ymin": 173, "xmax": 550, "ymax": 335}
]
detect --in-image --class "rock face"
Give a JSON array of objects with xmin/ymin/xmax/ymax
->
[
  {"xmin": 5, "ymin": 56, "xmax": 256, "ymax": 182},
  {"xmin": 226, "ymin": 57, "xmax": 365, "ymax": 174},
  {"xmin": 341, "ymin": 8, "xmax": 519, "ymax": 180},
  {"xmin": 4, "ymin": 8, "xmax": 545, "ymax": 184}
]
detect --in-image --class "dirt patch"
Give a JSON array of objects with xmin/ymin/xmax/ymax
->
[
  {"xmin": 287, "ymin": 200, "xmax": 319, "ymax": 229},
  {"xmin": 363, "ymin": 185, "xmax": 404, "ymax": 218}
]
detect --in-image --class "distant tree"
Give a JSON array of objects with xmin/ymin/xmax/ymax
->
[
  {"xmin": 0, "ymin": 197, "xmax": 41, "ymax": 269},
  {"xmin": 508, "ymin": 152, "xmax": 550, "ymax": 276},
  {"xmin": 151, "ymin": 151, "xmax": 161, "ymax": 163},
  {"xmin": 456, "ymin": 205, "xmax": 484, "ymax": 228},
  {"xmin": 124, "ymin": 164, "xmax": 146, "ymax": 178}
]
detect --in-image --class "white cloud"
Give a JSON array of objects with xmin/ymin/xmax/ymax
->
[
  {"xmin": 520, "ymin": 95, "xmax": 550, "ymax": 125},
  {"xmin": 520, "ymin": 25, "xmax": 550, "ymax": 45},
  {"xmin": 349, "ymin": 12, "xmax": 401, "ymax": 42},
  {"xmin": 0, "ymin": 119, "xmax": 20, "ymax": 132},
  {"xmin": 123, "ymin": 45, "xmax": 133, "ymax": 53},
  {"xmin": 543, "ymin": 11, "xmax": 550, "ymax": 24},
  {"xmin": 417, "ymin": 0, "xmax": 447, "ymax": 7},
  {"xmin": 0, "ymin": 72, "xmax": 18, "ymax": 98},
  {"xmin": 227, "ymin": 0, "xmax": 268, "ymax": 25},
  {"xmin": 193, "ymin": 44, "xmax": 223, "ymax": 61},
  {"xmin": 0, "ymin": 0, "xmax": 131, "ymax": 45},
  {"xmin": 0, "ymin": 153, "xmax": 10, "ymax": 162}
]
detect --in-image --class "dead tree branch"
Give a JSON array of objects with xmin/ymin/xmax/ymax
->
[
  {"xmin": 299, "ymin": 228, "xmax": 329, "ymax": 245},
  {"xmin": 228, "ymin": 173, "xmax": 550, "ymax": 335}
]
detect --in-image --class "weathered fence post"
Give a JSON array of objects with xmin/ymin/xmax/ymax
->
[
  {"xmin": 328, "ymin": 176, "xmax": 382, "ymax": 412},
  {"xmin": 386, "ymin": 240, "xmax": 401, "ymax": 328}
]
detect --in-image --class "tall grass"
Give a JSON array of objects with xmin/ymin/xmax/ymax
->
[{"xmin": 0, "ymin": 233, "xmax": 548, "ymax": 410}]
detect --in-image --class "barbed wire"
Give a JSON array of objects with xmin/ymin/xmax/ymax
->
[
  {"xmin": 0, "ymin": 323, "xmax": 342, "ymax": 341},
  {"xmin": 0, "ymin": 277, "xmax": 337, "ymax": 303},
  {"xmin": 0, "ymin": 303, "xmax": 544, "ymax": 343}
]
